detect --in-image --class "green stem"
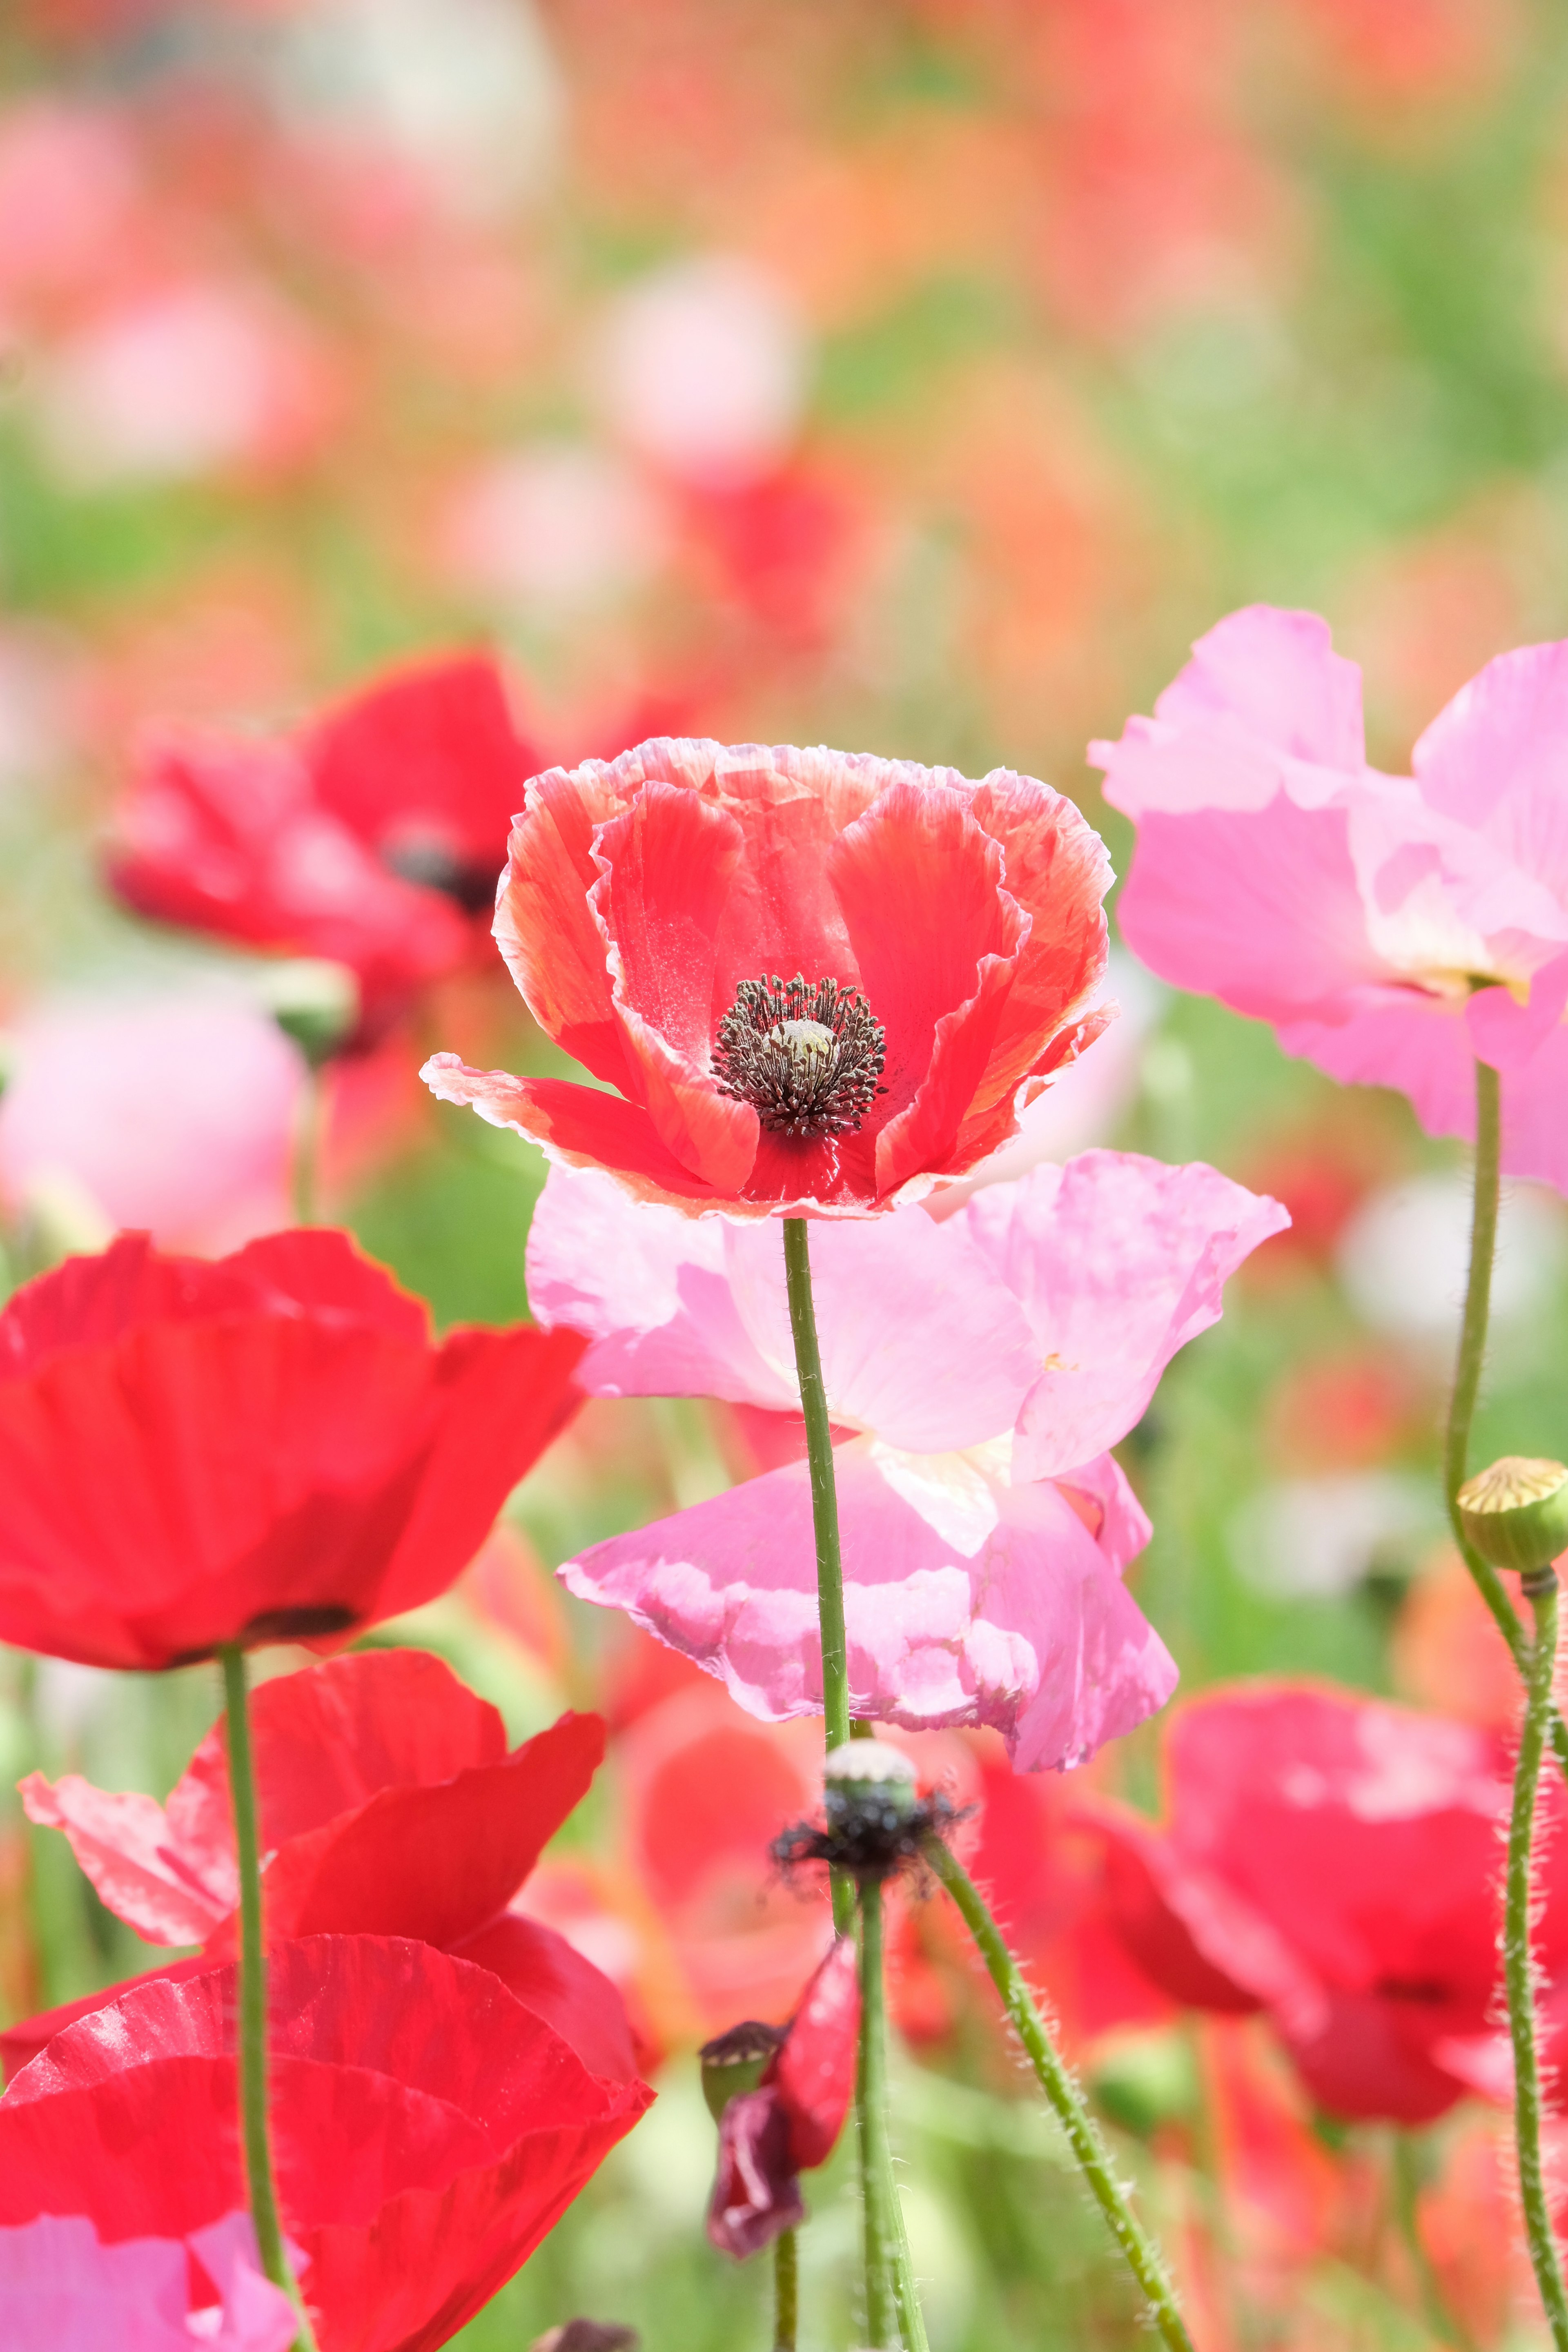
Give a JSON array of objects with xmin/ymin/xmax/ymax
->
[
  {"xmin": 923, "ymin": 1837, "xmax": 1194, "ymax": 2352},
  {"xmin": 782, "ymin": 1217, "xmax": 852, "ymax": 1938},
  {"xmin": 773, "ymin": 2227, "xmax": 797, "ymax": 2352},
  {"xmin": 857, "ymin": 1880, "xmax": 898, "ymax": 2350},
  {"xmin": 220, "ymin": 1646, "xmax": 318, "ymax": 2352},
  {"xmin": 291, "ymin": 1062, "xmax": 324, "ymax": 1227},
  {"xmin": 1391, "ymin": 2132, "xmax": 1476, "ymax": 2352},
  {"xmin": 1443, "ymin": 1062, "xmax": 1568, "ymax": 1780},
  {"xmin": 1505, "ymin": 1580, "xmax": 1568, "ymax": 2352}
]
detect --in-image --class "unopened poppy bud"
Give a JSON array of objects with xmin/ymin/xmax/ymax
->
[
  {"xmin": 823, "ymin": 1736, "xmax": 918, "ymax": 1815},
  {"xmin": 256, "ymin": 957, "xmax": 361, "ymax": 1067},
  {"xmin": 530, "ymin": 2326, "xmax": 640, "ymax": 2352},
  {"xmin": 698, "ymin": 2019, "xmax": 786, "ymax": 2126},
  {"xmin": 1457, "ymin": 1457, "xmax": 1568, "ymax": 1583}
]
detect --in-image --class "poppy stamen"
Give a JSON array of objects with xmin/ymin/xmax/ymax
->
[{"xmin": 713, "ymin": 973, "xmax": 886, "ymax": 1139}]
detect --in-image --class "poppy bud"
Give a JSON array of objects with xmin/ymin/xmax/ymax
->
[
  {"xmin": 530, "ymin": 2326, "xmax": 640, "ymax": 2352},
  {"xmin": 823, "ymin": 1736, "xmax": 919, "ymax": 1846},
  {"xmin": 698, "ymin": 2020, "xmax": 786, "ymax": 2126},
  {"xmin": 1457, "ymin": 1456, "xmax": 1568, "ymax": 1583},
  {"xmin": 256, "ymin": 956, "xmax": 361, "ymax": 1067}
]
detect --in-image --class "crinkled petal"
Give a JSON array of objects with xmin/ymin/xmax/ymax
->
[
  {"xmin": 965, "ymin": 773, "xmax": 1112, "ymax": 1111},
  {"xmin": 958, "ymin": 1153, "xmax": 1289, "ymax": 1480},
  {"xmin": 706, "ymin": 2086, "xmax": 804, "ymax": 2259},
  {"xmin": 560, "ymin": 1436, "xmax": 1176, "ymax": 1771},
  {"xmin": 18, "ymin": 1772, "xmax": 234, "ymax": 1947}
]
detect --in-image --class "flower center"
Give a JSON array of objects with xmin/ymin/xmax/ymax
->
[{"xmin": 713, "ymin": 973, "xmax": 886, "ymax": 1139}]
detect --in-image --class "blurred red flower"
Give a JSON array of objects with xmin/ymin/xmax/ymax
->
[
  {"xmin": 423, "ymin": 737, "xmax": 1111, "ymax": 1217},
  {"xmin": 1081, "ymin": 1682, "xmax": 1568, "ymax": 2123},
  {"xmin": 108, "ymin": 654, "xmax": 540, "ymax": 1043},
  {"xmin": 0, "ymin": 1231, "xmax": 584, "ymax": 1670},
  {"xmin": 0, "ymin": 1934, "xmax": 653, "ymax": 2352},
  {"xmin": 707, "ymin": 1937, "xmax": 859, "ymax": 2258},
  {"xmin": 13, "ymin": 1650, "xmax": 637, "ymax": 2087}
]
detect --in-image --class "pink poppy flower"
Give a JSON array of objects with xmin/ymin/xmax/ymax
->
[
  {"xmin": 526, "ymin": 1153, "xmax": 1287, "ymax": 1768},
  {"xmin": 1089, "ymin": 604, "xmax": 1568, "ymax": 1192},
  {"xmin": 421, "ymin": 737, "xmax": 1113, "ymax": 1219},
  {"xmin": 0, "ymin": 2209, "xmax": 297, "ymax": 2350}
]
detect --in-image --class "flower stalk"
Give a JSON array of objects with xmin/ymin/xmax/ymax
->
[
  {"xmin": 781, "ymin": 1216, "xmax": 852, "ymax": 1909},
  {"xmin": 220, "ymin": 1644, "xmax": 318, "ymax": 2352},
  {"xmin": 855, "ymin": 1879, "xmax": 898, "ymax": 2349},
  {"xmin": 773, "ymin": 2227, "xmax": 797, "ymax": 2351},
  {"xmin": 921, "ymin": 1835, "xmax": 1195, "ymax": 2352},
  {"xmin": 1505, "ymin": 1576, "xmax": 1568, "ymax": 2352}
]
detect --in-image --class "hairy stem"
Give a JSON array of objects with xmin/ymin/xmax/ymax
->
[
  {"xmin": 782, "ymin": 1216, "xmax": 852, "ymax": 1931},
  {"xmin": 220, "ymin": 1646, "xmax": 318, "ymax": 2352},
  {"xmin": 1506, "ymin": 1580, "xmax": 1568, "ymax": 2351},
  {"xmin": 857, "ymin": 1880, "xmax": 898, "ymax": 2349},
  {"xmin": 1443, "ymin": 1061, "xmax": 1568, "ymax": 1779},
  {"xmin": 923, "ymin": 1836, "xmax": 1194, "ymax": 2352},
  {"xmin": 773, "ymin": 2227, "xmax": 797, "ymax": 2352}
]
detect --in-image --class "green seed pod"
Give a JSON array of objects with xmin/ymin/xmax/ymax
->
[
  {"xmin": 1457, "ymin": 1456, "xmax": 1568, "ymax": 1578},
  {"xmin": 256, "ymin": 958, "xmax": 361, "ymax": 1068},
  {"xmin": 823, "ymin": 1737, "xmax": 919, "ymax": 1822},
  {"xmin": 697, "ymin": 2019, "xmax": 785, "ymax": 2126}
]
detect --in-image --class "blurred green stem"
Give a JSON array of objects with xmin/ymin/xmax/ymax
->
[
  {"xmin": 1390, "ymin": 2132, "xmax": 1475, "ymax": 2352},
  {"xmin": 291, "ymin": 1062, "xmax": 324, "ymax": 1227},
  {"xmin": 773, "ymin": 2227, "xmax": 797, "ymax": 2351},
  {"xmin": 1506, "ymin": 1580, "xmax": 1568, "ymax": 2352},
  {"xmin": 923, "ymin": 1836, "xmax": 1194, "ymax": 2352},
  {"xmin": 856, "ymin": 1880, "xmax": 898, "ymax": 2349},
  {"xmin": 1444, "ymin": 1060, "xmax": 1568, "ymax": 1779},
  {"xmin": 220, "ymin": 1646, "xmax": 318, "ymax": 2352}
]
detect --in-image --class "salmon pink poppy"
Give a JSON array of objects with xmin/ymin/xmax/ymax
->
[
  {"xmin": 706, "ymin": 1938, "xmax": 860, "ymax": 2258},
  {"xmin": 109, "ymin": 654, "xmax": 539, "ymax": 1043},
  {"xmin": 0, "ymin": 1935, "xmax": 653, "ymax": 2352},
  {"xmin": 0, "ymin": 1229, "xmax": 584, "ymax": 1669},
  {"xmin": 1082, "ymin": 1682, "xmax": 1568, "ymax": 2123},
  {"xmin": 528, "ymin": 1154, "xmax": 1285, "ymax": 1766},
  {"xmin": 1090, "ymin": 606, "xmax": 1568, "ymax": 1192},
  {"xmin": 12, "ymin": 1650, "xmax": 637, "ymax": 2086},
  {"xmin": 421, "ymin": 737, "xmax": 1113, "ymax": 1218},
  {"xmin": 0, "ymin": 2210, "xmax": 297, "ymax": 2350}
]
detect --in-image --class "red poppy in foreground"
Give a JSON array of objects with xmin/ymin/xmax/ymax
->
[
  {"xmin": 423, "ymin": 737, "xmax": 1112, "ymax": 1217},
  {"xmin": 13, "ymin": 1650, "xmax": 637, "ymax": 2085},
  {"xmin": 0, "ymin": 1934, "xmax": 653, "ymax": 2352},
  {"xmin": 0, "ymin": 1231, "xmax": 585, "ymax": 1668},
  {"xmin": 1081, "ymin": 1682, "xmax": 1568, "ymax": 2123},
  {"xmin": 705, "ymin": 1937, "xmax": 860, "ymax": 2257},
  {"xmin": 108, "ymin": 654, "xmax": 539, "ymax": 1042}
]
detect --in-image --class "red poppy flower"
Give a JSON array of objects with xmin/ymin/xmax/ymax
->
[
  {"xmin": 12, "ymin": 1650, "xmax": 637, "ymax": 2085},
  {"xmin": 0, "ymin": 1933, "xmax": 653, "ymax": 2352},
  {"xmin": 707, "ymin": 1938, "xmax": 860, "ymax": 2258},
  {"xmin": 422, "ymin": 737, "xmax": 1111, "ymax": 1217},
  {"xmin": 107, "ymin": 654, "xmax": 539, "ymax": 1042},
  {"xmin": 1081, "ymin": 1682, "xmax": 1568, "ymax": 2124},
  {"xmin": 0, "ymin": 1230, "xmax": 585, "ymax": 1669}
]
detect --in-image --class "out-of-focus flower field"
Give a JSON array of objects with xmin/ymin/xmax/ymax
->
[{"xmin": 2, "ymin": 1, "xmax": 1568, "ymax": 2345}]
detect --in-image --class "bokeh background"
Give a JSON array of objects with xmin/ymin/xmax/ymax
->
[{"xmin": 3, "ymin": 2, "xmax": 1568, "ymax": 2345}]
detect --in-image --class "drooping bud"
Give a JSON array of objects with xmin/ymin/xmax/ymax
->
[
  {"xmin": 1457, "ymin": 1456, "xmax": 1568, "ymax": 1583},
  {"xmin": 698, "ymin": 2020, "xmax": 786, "ymax": 2126}
]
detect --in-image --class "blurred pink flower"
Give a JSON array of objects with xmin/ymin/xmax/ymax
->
[
  {"xmin": 528, "ymin": 1153, "xmax": 1285, "ymax": 1768},
  {"xmin": 34, "ymin": 279, "xmax": 335, "ymax": 486},
  {"xmin": 0, "ymin": 993, "xmax": 302, "ymax": 1251},
  {"xmin": 593, "ymin": 255, "xmax": 810, "ymax": 489},
  {"xmin": 1091, "ymin": 605, "xmax": 1568, "ymax": 1193},
  {"xmin": 0, "ymin": 2209, "xmax": 297, "ymax": 2349},
  {"xmin": 0, "ymin": 103, "xmax": 144, "ymax": 314}
]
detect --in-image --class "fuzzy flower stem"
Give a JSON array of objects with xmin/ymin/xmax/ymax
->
[
  {"xmin": 1444, "ymin": 1060, "xmax": 1568, "ymax": 1781},
  {"xmin": 773, "ymin": 2227, "xmax": 797, "ymax": 2352},
  {"xmin": 781, "ymin": 1216, "xmax": 853, "ymax": 1936},
  {"xmin": 290, "ymin": 1062, "xmax": 324, "ymax": 1228},
  {"xmin": 856, "ymin": 1878, "xmax": 898, "ymax": 2349},
  {"xmin": 1505, "ymin": 1579, "xmax": 1568, "ymax": 2351},
  {"xmin": 922, "ymin": 1835, "xmax": 1194, "ymax": 2352},
  {"xmin": 220, "ymin": 1645, "xmax": 318, "ymax": 2352}
]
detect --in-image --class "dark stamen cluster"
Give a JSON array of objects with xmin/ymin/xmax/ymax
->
[
  {"xmin": 712, "ymin": 973, "xmax": 886, "ymax": 1140},
  {"xmin": 771, "ymin": 1787, "xmax": 966, "ymax": 1886}
]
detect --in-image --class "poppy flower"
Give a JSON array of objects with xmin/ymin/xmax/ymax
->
[
  {"xmin": 706, "ymin": 1938, "xmax": 860, "ymax": 2258},
  {"xmin": 1081, "ymin": 1682, "xmax": 1568, "ymax": 2123},
  {"xmin": 0, "ymin": 1229, "xmax": 585, "ymax": 1669},
  {"xmin": 0, "ymin": 1934, "xmax": 654, "ymax": 2352},
  {"xmin": 0, "ymin": 2209, "xmax": 298, "ymax": 2349},
  {"xmin": 421, "ymin": 736, "xmax": 1113, "ymax": 1218},
  {"xmin": 108, "ymin": 653, "xmax": 540, "ymax": 1042},
  {"xmin": 13, "ymin": 1649, "xmax": 637, "ymax": 2085},
  {"xmin": 1089, "ymin": 606, "xmax": 1568, "ymax": 1194},
  {"xmin": 527, "ymin": 1152, "xmax": 1285, "ymax": 1766}
]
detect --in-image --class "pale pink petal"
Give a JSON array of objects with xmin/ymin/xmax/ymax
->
[
  {"xmin": 958, "ymin": 1154, "xmax": 1288, "ymax": 1481},
  {"xmin": 1498, "ymin": 1025, "xmax": 1568, "ymax": 1193},
  {"xmin": 559, "ymin": 1435, "xmax": 1176, "ymax": 1772},
  {"xmin": 1276, "ymin": 992, "xmax": 1477, "ymax": 1145},
  {"xmin": 0, "ymin": 2210, "xmax": 296, "ymax": 2350},
  {"xmin": 18, "ymin": 1772, "xmax": 234, "ymax": 1947},
  {"xmin": 1412, "ymin": 639, "xmax": 1568, "ymax": 897}
]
